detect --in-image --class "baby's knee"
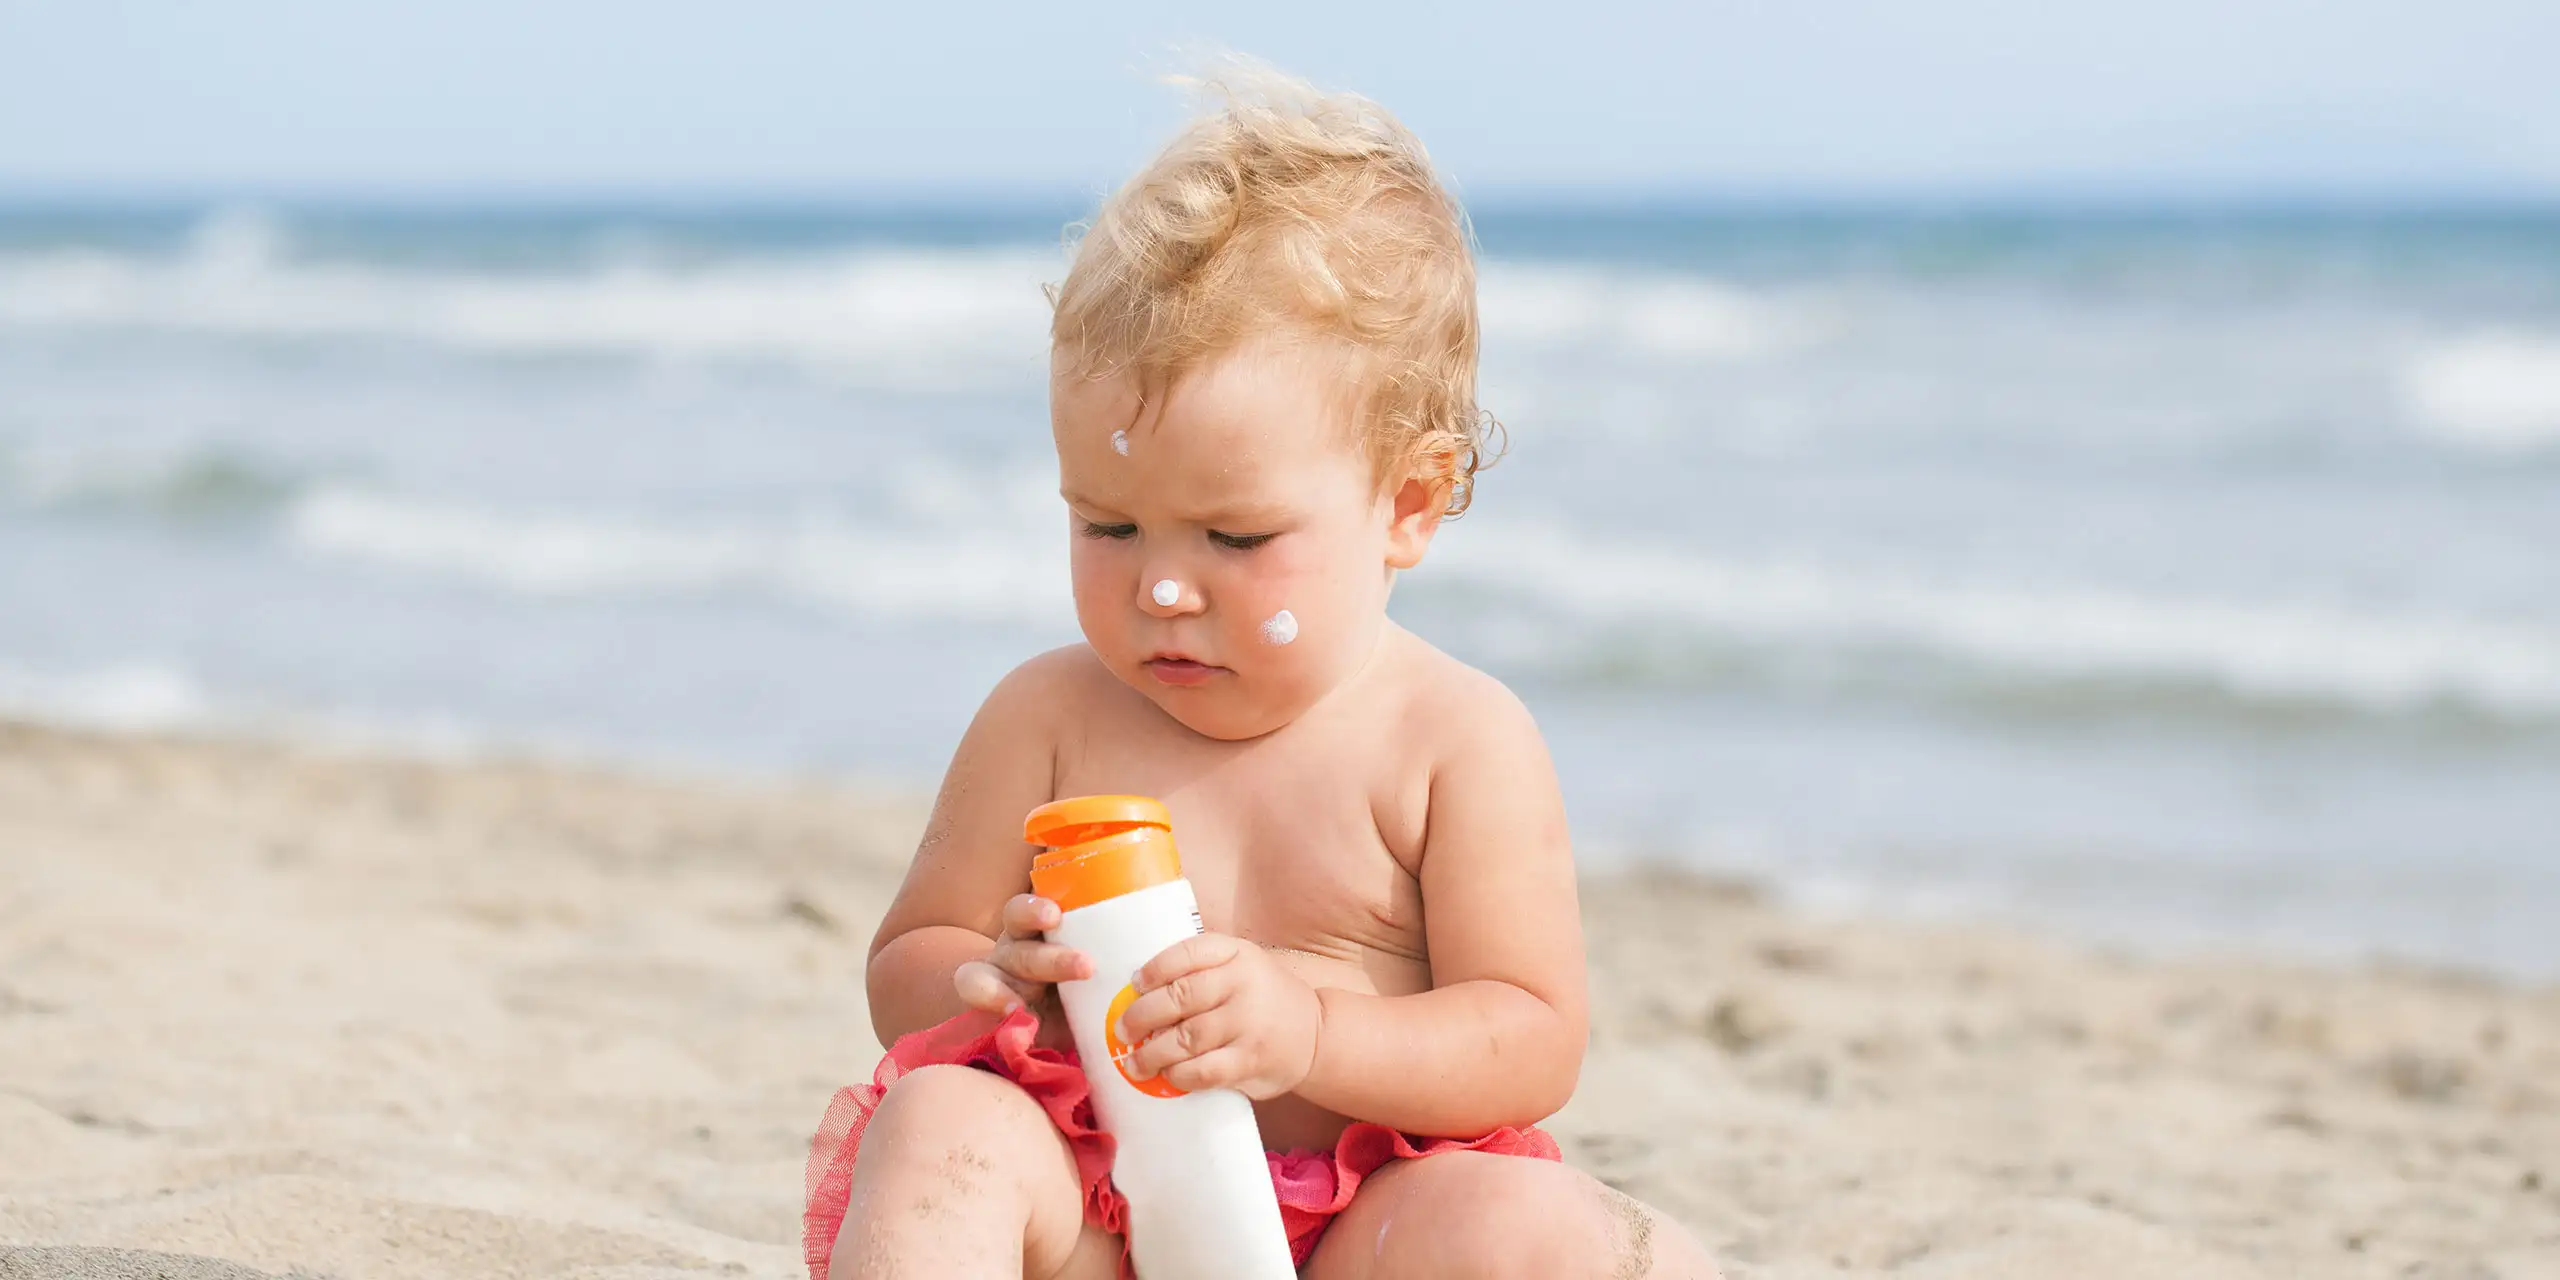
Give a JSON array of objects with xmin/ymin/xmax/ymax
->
[
  {"xmin": 860, "ymin": 1063, "xmax": 1055, "ymax": 1172},
  {"xmin": 844, "ymin": 1065, "xmax": 1102, "ymax": 1277},
  {"xmin": 1372, "ymin": 1157, "xmax": 1676, "ymax": 1280}
]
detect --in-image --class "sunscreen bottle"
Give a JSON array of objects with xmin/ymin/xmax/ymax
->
[{"xmin": 1025, "ymin": 796, "xmax": 1298, "ymax": 1280}]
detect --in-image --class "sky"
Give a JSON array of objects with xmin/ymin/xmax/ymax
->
[{"xmin": 2, "ymin": 0, "xmax": 2557, "ymax": 200}]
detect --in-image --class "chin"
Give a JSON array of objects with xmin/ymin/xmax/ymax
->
[{"xmin": 1143, "ymin": 687, "xmax": 1288, "ymax": 742}]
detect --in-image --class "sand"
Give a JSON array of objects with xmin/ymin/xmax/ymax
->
[{"xmin": 2, "ymin": 721, "xmax": 2554, "ymax": 1278}]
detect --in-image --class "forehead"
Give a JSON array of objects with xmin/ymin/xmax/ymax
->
[{"xmin": 1052, "ymin": 338, "xmax": 1364, "ymax": 508}]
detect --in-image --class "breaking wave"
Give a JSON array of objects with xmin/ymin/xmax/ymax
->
[
  {"xmin": 258, "ymin": 485, "xmax": 2560, "ymax": 725},
  {"xmin": 1428, "ymin": 523, "xmax": 2560, "ymax": 723},
  {"xmin": 2401, "ymin": 330, "xmax": 2560, "ymax": 456},
  {"xmin": 0, "ymin": 209, "xmax": 1807, "ymax": 382},
  {"xmin": 280, "ymin": 485, "xmax": 1074, "ymax": 626}
]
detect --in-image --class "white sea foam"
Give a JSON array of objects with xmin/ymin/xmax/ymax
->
[
  {"xmin": 186, "ymin": 206, "xmax": 290, "ymax": 274},
  {"xmin": 0, "ymin": 661, "xmax": 213, "ymax": 733},
  {"xmin": 1476, "ymin": 262, "xmax": 1811, "ymax": 362},
  {"xmin": 266, "ymin": 482, "xmax": 2560, "ymax": 722},
  {"xmin": 282, "ymin": 486, "xmax": 1071, "ymax": 625},
  {"xmin": 0, "ymin": 441, "xmax": 306, "ymax": 516},
  {"xmin": 1435, "ymin": 522, "xmax": 2560, "ymax": 720},
  {"xmin": 0, "ymin": 215, "xmax": 1803, "ymax": 380},
  {"xmin": 0, "ymin": 655, "xmax": 599, "ymax": 763},
  {"xmin": 2401, "ymin": 331, "xmax": 2560, "ymax": 455},
  {"xmin": 0, "ymin": 233, "xmax": 1063, "ymax": 388}
]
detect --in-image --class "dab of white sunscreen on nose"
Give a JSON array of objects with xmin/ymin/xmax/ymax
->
[
  {"xmin": 1259, "ymin": 609, "xmax": 1299, "ymax": 646},
  {"xmin": 1152, "ymin": 579, "xmax": 1181, "ymax": 608},
  {"xmin": 1110, "ymin": 429, "xmax": 1130, "ymax": 456}
]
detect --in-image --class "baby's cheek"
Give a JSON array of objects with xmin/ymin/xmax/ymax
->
[
  {"xmin": 1069, "ymin": 552, "xmax": 1132, "ymax": 654},
  {"xmin": 1242, "ymin": 553, "xmax": 1359, "ymax": 660},
  {"xmin": 1238, "ymin": 552, "xmax": 1319, "ymax": 649}
]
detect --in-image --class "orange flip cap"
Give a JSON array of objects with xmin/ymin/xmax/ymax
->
[{"xmin": 1024, "ymin": 795, "xmax": 1183, "ymax": 913}]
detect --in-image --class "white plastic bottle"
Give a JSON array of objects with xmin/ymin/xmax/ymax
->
[{"xmin": 1025, "ymin": 796, "xmax": 1298, "ymax": 1280}]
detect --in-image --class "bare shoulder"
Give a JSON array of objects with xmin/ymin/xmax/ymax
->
[
  {"xmin": 983, "ymin": 643, "xmax": 1119, "ymax": 724},
  {"xmin": 925, "ymin": 643, "xmax": 1120, "ymax": 837},
  {"xmin": 1382, "ymin": 627, "xmax": 1548, "ymax": 770},
  {"xmin": 871, "ymin": 644, "xmax": 1115, "ymax": 952}
]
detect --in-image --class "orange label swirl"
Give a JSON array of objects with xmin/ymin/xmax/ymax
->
[{"xmin": 1102, "ymin": 983, "xmax": 1186, "ymax": 1099}]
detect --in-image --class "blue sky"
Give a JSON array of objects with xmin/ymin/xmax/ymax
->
[{"xmin": 2, "ymin": 0, "xmax": 2556, "ymax": 198}]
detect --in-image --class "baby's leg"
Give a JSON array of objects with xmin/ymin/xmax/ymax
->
[
  {"xmin": 1302, "ymin": 1152, "xmax": 1719, "ymax": 1280},
  {"xmin": 829, "ymin": 1064, "xmax": 1121, "ymax": 1280}
]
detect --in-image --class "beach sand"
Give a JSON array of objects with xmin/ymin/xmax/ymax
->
[{"xmin": 2, "ymin": 721, "xmax": 2554, "ymax": 1278}]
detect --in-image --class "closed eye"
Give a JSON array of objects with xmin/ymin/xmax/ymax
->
[
  {"xmin": 1208, "ymin": 530, "xmax": 1277, "ymax": 551},
  {"xmin": 1081, "ymin": 521, "xmax": 1138, "ymax": 540}
]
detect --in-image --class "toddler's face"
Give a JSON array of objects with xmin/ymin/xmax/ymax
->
[{"xmin": 1051, "ymin": 337, "xmax": 1440, "ymax": 741}]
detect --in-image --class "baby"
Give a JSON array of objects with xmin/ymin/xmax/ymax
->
[{"xmin": 805, "ymin": 68, "xmax": 1718, "ymax": 1280}]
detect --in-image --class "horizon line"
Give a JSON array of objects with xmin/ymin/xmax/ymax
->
[{"xmin": 4, "ymin": 180, "xmax": 2559, "ymax": 218}]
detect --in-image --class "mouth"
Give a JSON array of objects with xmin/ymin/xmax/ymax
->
[{"xmin": 1143, "ymin": 654, "xmax": 1228, "ymax": 688}]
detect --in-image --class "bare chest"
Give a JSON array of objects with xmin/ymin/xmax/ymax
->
[{"xmin": 1051, "ymin": 711, "xmax": 1433, "ymax": 996}]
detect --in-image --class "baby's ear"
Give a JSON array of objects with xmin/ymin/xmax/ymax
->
[{"xmin": 1384, "ymin": 473, "xmax": 1450, "ymax": 570}]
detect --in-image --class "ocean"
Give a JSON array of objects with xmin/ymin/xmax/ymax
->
[{"xmin": 3, "ymin": 201, "xmax": 2556, "ymax": 975}]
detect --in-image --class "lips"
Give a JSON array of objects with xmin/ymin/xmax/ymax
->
[{"xmin": 1143, "ymin": 655, "xmax": 1227, "ymax": 687}]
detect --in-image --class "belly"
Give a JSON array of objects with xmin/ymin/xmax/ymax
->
[{"xmin": 1246, "ymin": 943, "xmax": 1429, "ymax": 1153}]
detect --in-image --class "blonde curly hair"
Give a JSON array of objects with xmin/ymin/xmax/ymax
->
[{"xmin": 1048, "ymin": 62, "xmax": 1498, "ymax": 516}]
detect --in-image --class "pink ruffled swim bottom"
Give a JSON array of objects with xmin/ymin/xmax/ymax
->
[{"xmin": 804, "ymin": 1007, "xmax": 1560, "ymax": 1279}]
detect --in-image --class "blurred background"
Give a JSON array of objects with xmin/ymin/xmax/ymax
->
[{"xmin": 4, "ymin": 1, "xmax": 2556, "ymax": 974}]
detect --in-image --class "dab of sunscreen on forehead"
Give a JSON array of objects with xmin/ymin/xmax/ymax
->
[
  {"xmin": 1259, "ymin": 609, "xmax": 1299, "ymax": 646},
  {"xmin": 1110, "ymin": 429, "xmax": 1130, "ymax": 456},
  {"xmin": 1152, "ymin": 579, "xmax": 1181, "ymax": 607}
]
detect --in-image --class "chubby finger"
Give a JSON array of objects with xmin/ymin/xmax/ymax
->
[
  {"xmin": 1125, "ymin": 1008, "xmax": 1239, "ymax": 1081},
  {"xmin": 991, "ymin": 938, "xmax": 1093, "ymax": 985},
  {"xmin": 1134, "ymin": 932, "xmax": 1245, "ymax": 993},
  {"xmin": 1117, "ymin": 965, "xmax": 1231, "ymax": 1042},
  {"xmin": 1001, "ymin": 893, "xmax": 1062, "ymax": 937},
  {"xmin": 1158, "ymin": 1045, "xmax": 1256, "ymax": 1095},
  {"xmin": 953, "ymin": 960, "xmax": 1029, "ymax": 1013}
]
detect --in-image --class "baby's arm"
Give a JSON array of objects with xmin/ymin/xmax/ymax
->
[
  {"xmin": 864, "ymin": 652, "xmax": 1084, "ymax": 1046},
  {"xmin": 1295, "ymin": 682, "xmax": 1590, "ymax": 1135}
]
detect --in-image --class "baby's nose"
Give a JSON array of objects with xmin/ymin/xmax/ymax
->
[{"xmin": 1142, "ymin": 577, "xmax": 1196, "ymax": 615}]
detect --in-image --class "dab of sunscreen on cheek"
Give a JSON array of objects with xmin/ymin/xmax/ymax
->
[
  {"xmin": 1259, "ymin": 609, "xmax": 1298, "ymax": 645},
  {"xmin": 1110, "ymin": 429, "xmax": 1130, "ymax": 456},
  {"xmin": 1152, "ymin": 579, "xmax": 1181, "ymax": 608}
]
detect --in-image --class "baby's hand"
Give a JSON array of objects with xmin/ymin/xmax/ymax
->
[
  {"xmin": 1116, "ymin": 934, "xmax": 1322, "ymax": 1100},
  {"xmin": 952, "ymin": 894, "xmax": 1094, "ymax": 1019}
]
